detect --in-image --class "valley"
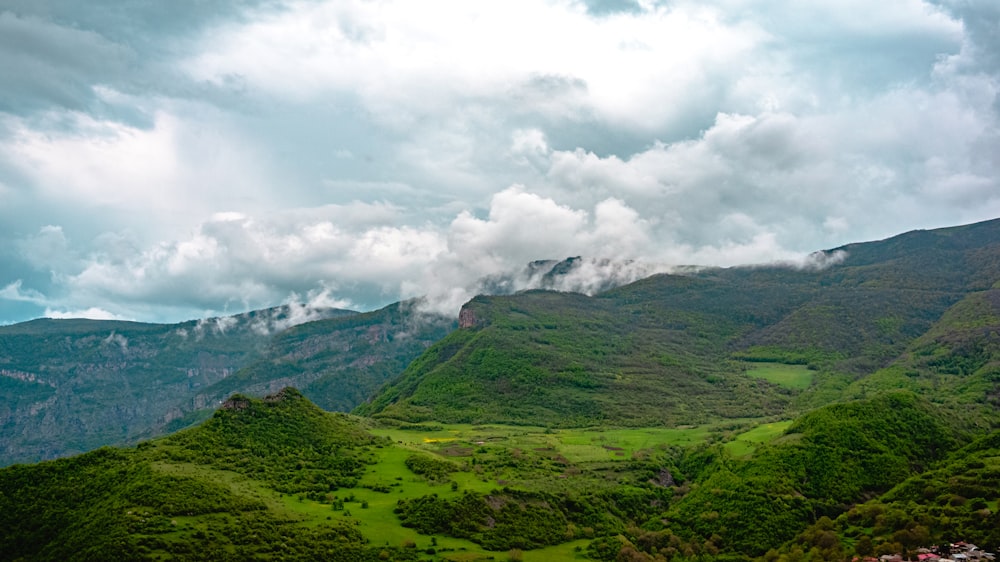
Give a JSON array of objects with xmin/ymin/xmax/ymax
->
[
  {"xmin": 2, "ymin": 218, "xmax": 1000, "ymax": 560},
  {"xmin": 2, "ymin": 387, "xmax": 996, "ymax": 561}
]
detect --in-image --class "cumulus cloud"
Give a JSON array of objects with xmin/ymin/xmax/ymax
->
[
  {"xmin": 1, "ymin": 0, "xmax": 999, "ymax": 323},
  {"xmin": 183, "ymin": 0, "xmax": 765, "ymax": 132},
  {"xmin": 8, "ymin": 187, "xmax": 663, "ymax": 319}
]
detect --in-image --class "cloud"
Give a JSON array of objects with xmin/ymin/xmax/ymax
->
[
  {"xmin": 183, "ymin": 0, "xmax": 770, "ymax": 134},
  {"xmin": 534, "ymin": 87, "xmax": 1000, "ymax": 250},
  {"xmin": 1, "ymin": 108, "xmax": 278, "ymax": 234},
  {"xmin": 0, "ymin": 280, "xmax": 47, "ymax": 304},
  {"xmin": 0, "ymin": 0, "xmax": 998, "ymax": 323},
  {"xmin": 0, "ymin": 11, "xmax": 133, "ymax": 113},
  {"xmin": 4, "ymin": 186, "xmax": 674, "ymax": 320},
  {"xmin": 16, "ymin": 225, "xmax": 75, "ymax": 271},
  {"xmin": 43, "ymin": 307, "xmax": 126, "ymax": 320}
]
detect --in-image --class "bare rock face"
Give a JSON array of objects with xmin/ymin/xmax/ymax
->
[
  {"xmin": 651, "ymin": 468, "xmax": 675, "ymax": 488},
  {"xmin": 263, "ymin": 387, "xmax": 301, "ymax": 403},
  {"xmin": 221, "ymin": 396, "xmax": 252, "ymax": 411},
  {"xmin": 458, "ymin": 307, "xmax": 477, "ymax": 329}
]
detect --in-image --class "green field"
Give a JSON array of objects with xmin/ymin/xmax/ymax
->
[
  {"xmin": 6, "ymin": 387, "xmax": 997, "ymax": 561},
  {"xmin": 111, "ymin": 420, "xmax": 725, "ymax": 560},
  {"xmin": 722, "ymin": 420, "xmax": 793, "ymax": 458},
  {"xmin": 745, "ymin": 362, "xmax": 815, "ymax": 390},
  {"xmin": 271, "ymin": 421, "xmax": 719, "ymax": 559},
  {"xmin": 373, "ymin": 423, "xmax": 711, "ymax": 462}
]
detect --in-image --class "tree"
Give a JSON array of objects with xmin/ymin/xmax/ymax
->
[{"xmin": 855, "ymin": 536, "xmax": 874, "ymax": 557}]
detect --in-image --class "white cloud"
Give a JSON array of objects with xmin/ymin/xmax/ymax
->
[
  {"xmin": 1, "ymin": 0, "xmax": 998, "ymax": 324},
  {"xmin": 7, "ymin": 186, "xmax": 681, "ymax": 319},
  {"xmin": 1, "ymin": 106, "xmax": 278, "ymax": 236},
  {"xmin": 184, "ymin": 0, "xmax": 767, "ymax": 131},
  {"xmin": 0, "ymin": 280, "xmax": 47, "ymax": 304},
  {"xmin": 43, "ymin": 307, "xmax": 126, "ymax": 320},
  {"xmin": 531, "ymin": 81, "xmax": 1000, "ymax": 250}
]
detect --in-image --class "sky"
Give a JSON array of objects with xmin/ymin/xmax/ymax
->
[{"xmin": 1, "ymin": 0, "xmax": 999, "ymax": 324}]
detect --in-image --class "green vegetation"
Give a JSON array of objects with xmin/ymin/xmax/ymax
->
[
  {"xmin": 770, "ymin": 430, "xmax": 1000, "ymax": 561},
  {"xmin": 154, "ymin": 388, "xmax": 377, "ymax": 494},
  {"xmin": 744, "ymin": 363, "xmax": 814, "ymax": 390},
  {"xmin": 0, "ymin": 302, "xmax": 450, "ymax": 467},
  {"xmin": 5, "ymin": 218, "xmax": 1000, "ymax": 559},
  {"xmin": 3, "ymin": 387, "xmax": 999, "ymax": 561},
  {"xmin": 723, "ymin": 421, "xmax": 792, "ymax": 458},
  {"xmin": 0, "ymin": 315, "xmax": 276, "ymax": 465},
  {"xmin": 0, "ymin": 391, "xmax": 390, "ymax": 561},
  {"xmin": 0, "ymin": 390, "xmax": 703, "ymax": 560},
  {"xmin": 357, "ymin": 289, "xmax": 798, "ymax": 427},
  {"xmin": 362, "ymin": 219, "xmax": 1000, "ymax": 430}
]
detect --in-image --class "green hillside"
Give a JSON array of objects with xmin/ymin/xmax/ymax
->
[
  {"xmin": 771, "ymin": 429, "xmax": 1000, "ymax": 561},
  {"xmin": 658, "ymin": 392, "xmax": 960, "ymax": 556},
  {"xmin": 844, "ymin": 287, "xmax": 1000, "ymax": 413},
  {"xmin": 359, "ymin": 218, "xmax": 1000, "ymax": 428},
  {"xmin": 0, "ymin": 389, "xmax": 385, "ymax": 561},
  {"xmin": 357, "ymin": 288, "xmax": 795, "ymax": 426},
  {"xmin": 4, "ymin": 388, "xmax": 994, "ymax": 561}
]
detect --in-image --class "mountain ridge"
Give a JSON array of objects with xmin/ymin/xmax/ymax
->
[{"xmin": 359, "ymin": 217, "xmax": 1000, "ymax": 429}]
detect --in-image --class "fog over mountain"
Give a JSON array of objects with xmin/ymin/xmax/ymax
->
[{"xmin": 1, "ymin": 0, "xmax": 998, "ymax": 323}]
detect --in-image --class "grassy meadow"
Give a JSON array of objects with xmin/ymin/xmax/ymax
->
[
  {"xmin": 722, "ymin": 420, "xmax": 794, "ymax": 458},
  {"xmin": 260, "ymin": 420, "xmax": 784, "ymax": 559},
  {"xmin": 744, "ymin": 362, "xmax": 815, "ymax": 390}
]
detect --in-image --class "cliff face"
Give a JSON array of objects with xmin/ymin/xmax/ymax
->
[
  {"xmin": 0, "ymin": 302, "xmax": 456, "ymax": 466},
  {"xmin": 457, "ymin": 296, "xmax": 497, "ymax": 329},
  {"xmin": 195, "ymin": 301, "xmax": 456, "ymax": 414},
  {"xmin": 0, "ymin": 307, "xmax": 356, "ymax": 466},
  {"xmin": 0, "ymin": 319, "xmax": 265, "ymax": 465},
  {"xmin": 458, "ymin": 306, "xmax": 477, "ymax": 329}
]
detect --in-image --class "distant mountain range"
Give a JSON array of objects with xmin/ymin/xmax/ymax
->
[{"xmin": 0, "ymin": 303, "xmax": 451, "ymax": 466}]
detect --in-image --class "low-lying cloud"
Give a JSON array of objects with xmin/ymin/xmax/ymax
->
[{"xmin": 1, "ymin": 183, "xmax": 860, "ymax": 322}]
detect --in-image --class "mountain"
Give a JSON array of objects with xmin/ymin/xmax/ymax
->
[
  {"xmin": 0, "ymin": 311, "xmax": 292, "ymax": 465},
  {"xmin": 842, "ymin": 285, "xmax": 1000, "ymax": 411},
  {"xmin": 356, "ymin": 287, "xmax": 798, "ymax": 426},
  {"xmin": 358, "ymin": 218, "xmax": 1000, "ymax": 427},
  {"xmin": 193, "ymin": 300, "xmax": 455, "ymax": 413},
  {"xmin": 0, "ymin": 389, "xmax": 384, "ymax": 561},
  {"xmin": 0, "ymin": 302, "xmax": 453, "ymax": 467},
  {"xmin": 4, "ymin": 217, "xmax": 1000, "ymax": 561},
  {"xmin": 5, "ymin": 218, "xmax": 999, "ymax": 466}
]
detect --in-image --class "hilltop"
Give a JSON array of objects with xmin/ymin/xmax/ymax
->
[{"xmin": 0, "ymin": 389, "xmax": 383, "ymax": 561}]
